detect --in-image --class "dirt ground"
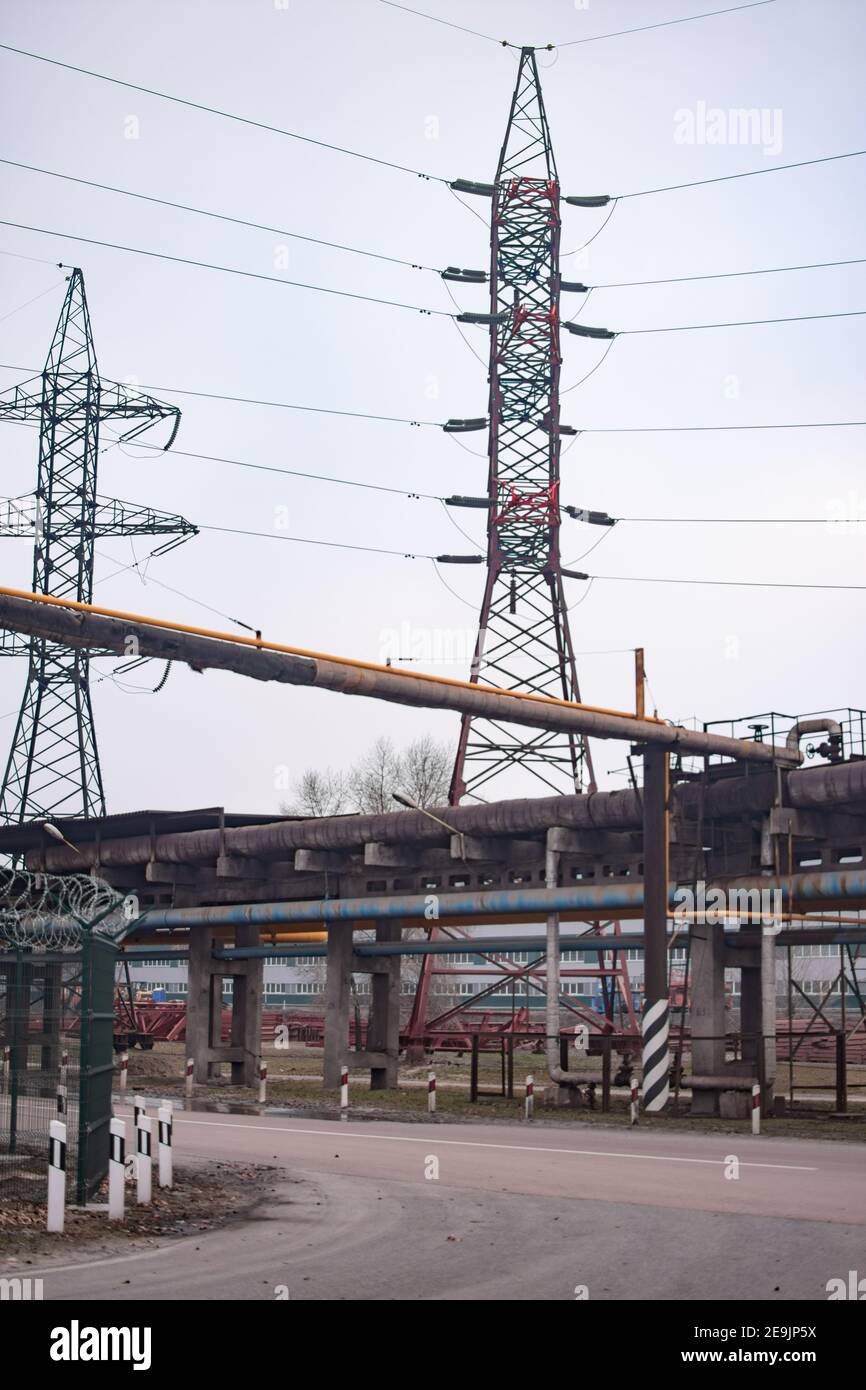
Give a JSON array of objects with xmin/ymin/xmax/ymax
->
[{"xmin": 0, "ymin": 1156, "xmax": 277, "ymax": 1264}]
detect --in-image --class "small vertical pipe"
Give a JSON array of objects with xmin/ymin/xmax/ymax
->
[{"xmin": 635, "ymin": 647, "xmax": 645, "ymax": 720}]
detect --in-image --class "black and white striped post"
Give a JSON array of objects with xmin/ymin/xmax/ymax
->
[
  {"xmin": 60, "ymin": 1048, "xmax": 69, "ymax": 1089},
  {"xmin": 427, "ymin": 1071, "xmax": 436, "ymax": 1114},
  {"xmin": 158, "ymin": 1104, "xmax": 173, "ymax": 1188},
  {"xmin": 641, "ymin": 746, "xmax": 671, "ymax": 1113},
  {"xmin": 751, "ymin": 1082, "xmax": 761, "ymax": 1135},
  {"xmin": 258, "ymin": 1060, "xmax": 267, "ymax": 1105},
  {"xmin": 109, "ymin": 1117, "xmax": 126, "ymax": 1220},
  {"xmin": 47, "ymin": 1119, "xmax": 66, "ymax": 1233},
  {"xmin": 119, "ymin": 1050, "xmax": 129, "ymax": 1093},
  {"xmin": 525, "ymin": 1075, "xmax": 535, "ymax": 1121},
  {"xmin": 56, "ymin": 1083, "xmax": 67, "ymax": 1117},
  {"xmin": 340, "ymin": 1064, "xmax": 349, "ymax": 1113},
  {"xmin": 136, "ymin": 1115, "xmax": 153, "ymax": 1204},
  {"xmin": 185, "ymin": 1057, "xmax": 194, "ymax": 1099},
  {"xmin": 133, "ymin": 1094, "xmax": 146, "ymax": 1128}
]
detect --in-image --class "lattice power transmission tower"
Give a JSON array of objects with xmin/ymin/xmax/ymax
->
[
  {"xmin": 0, "ymin": 266, "xmax": 196, "ymax": 824},
  {"xmin": 447, "ymin": 48, "xmax": 610, "ymax": 805}
]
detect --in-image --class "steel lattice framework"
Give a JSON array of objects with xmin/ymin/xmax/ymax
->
[
  {"xmin": 0, "ymin": 267, "xmax": 195, "ymax": 824},
  {"xmin": 450, "ymin": 48, "xmax": 595, "ymax": 805}
]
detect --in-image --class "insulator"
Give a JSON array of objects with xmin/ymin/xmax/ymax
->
[
  {"xmin": 441, "ymin": 267, "xmax": 488, "ymax": 283},
  {"xmin": 450, "ymin": 178, "xmax": 496, "ymax": 197},
  {"xmin": 563, "ymin": 322, "xmax": 615, "ymax": 340},
  {"xmin": 445, "ymin": 496, "xmax": 490, "ymax": 509},
  {"xmin": 564, "ymin": 507, "xmax": 616, "ymax": 527},
  {"xmin": 560, "ymin": 568, "xmax": 590, "ymax": 580},
  {"xmin": 456, "ymin": 311, "xmax": 508, "ymax": 326},
  {"xmin": 563, "ymin": 195, "xmax": 611, "ymax": 208},
  {"xmin": 435, "ymin": 554, "xmax": 484, "ymax": 565},
  {"xmin": 560, "ymin": 281, "xmax": 589, "ymax": 293},
  {"xmin": 443, "ymin": 418, "xmax": 488, "ymax": 433}
]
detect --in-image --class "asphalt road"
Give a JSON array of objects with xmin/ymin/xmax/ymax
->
[{"xmin": 16, "ymin": 1112, "xmax": 866, "ymax": 1300}]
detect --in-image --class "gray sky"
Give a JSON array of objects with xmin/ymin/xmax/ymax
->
[{"xmin": 1, "ymin": 0, "xmax": 864, "ymax": 813}]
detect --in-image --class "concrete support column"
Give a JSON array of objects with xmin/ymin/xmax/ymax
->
[
  {"xmin": 187, "ymin": 928, "xmax": 220, "ymax": 1082},
  {"xmin": 366, "ymin": 921, "xmax": 401, "ymax": 1091},
  {"xmin": 230, "ymin": 925, "xmax": 262, "ymax": 1087},
  {"xmin": 323, "ymin": 923, "xmax": 353, "ymax": 1089},
  {"xmin": 741, "ymin": 934, "xmax": 777, "ymax": 1111},
  {"xmin": 689, "ymin": 921, "xmax": 726, "ymax": 1116}
]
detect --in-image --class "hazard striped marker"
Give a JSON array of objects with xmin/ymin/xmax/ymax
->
[
  {"xmin": 751, "ymin": 1082, "xmax": 761, "ymax": 1135},
  {"xmin": 525, "ymin": 1075, "xmax": 535, "ymax": 1121},
  {"xmin": 56, "ymin": 1083, "xmax": 67, "ymax": 1117},
  {"xmin": 258, "ymin": 1061, "xmax": 267, "ymax": 1105},
  {"xmin": 109, "ymin": 1117, "xmax": 125, "ymax": 1220},
  {"xmin": 136, "ymin": 1115, "xmax": 153, "ymax": 1205},
  {"xmin": 630, "ymin": 1077, "xmax": 640, "ymax": 1126},
  {"xmin": 47, "ymin": 1119, "xmax": 66, "ymax": 1233},
  {"xmin": 133, "ymin": 1094, "xmax": 146, "ymax": 1127},
  {"xmin": 185, "ymin": 1057, "xmax": 194, "ymax": 1098},
  {"xmin": 340, "ymin": 1065, "xmax": 349, "ymax": 1113},
  {"xmin": 427, "ymin": 1071, "xmax": 436, "ymax": 1114},
  {"xmin": 641, "ymin": 1000, "xmax": 670, "ymax": 1112},
  {"xmin": 119, "ymin": 1050, "xmax": 128, "ymax": 1092},
  {"xmin": 158, "ymin": 1104, "xmax": 173, "ymax": 1188}
]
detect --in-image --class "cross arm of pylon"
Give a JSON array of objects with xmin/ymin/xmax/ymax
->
[
  {"xmin": 0, "ymin": 493, "xmax": 196, "ymax": 540},
  {"xmin": 96, "ymin": 379, "xmax": 181, "ymax": 447}
]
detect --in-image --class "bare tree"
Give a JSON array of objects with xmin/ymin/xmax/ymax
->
[
  {"xmin": 283, "ymin": 735, "xmax": 453, "ymax": 818},
  {"xmin": 397, "ymin": 734, "xmax": 451, "ymax": 807},
  {"xmin": 282, "ymin": 767, "xmax": 348, "ymax": 817},
  {"xmin": 348, "ymin": 737, "xmax": 403, "ymax": 814}
]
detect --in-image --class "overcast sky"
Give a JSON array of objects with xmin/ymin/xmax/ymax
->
[{"xmin": 0, "ymin": 0, "xmax": 864, "ymax": 815}]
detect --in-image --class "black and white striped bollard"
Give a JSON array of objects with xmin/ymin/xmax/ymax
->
[
  {"xmin": 258, "ymin": 1060, "xmax": 267, "ymax": 1105},
  {"xmin": 630, "ymin": 1077, "xmax": 639, "ymax": 1126},
  {"xmin": 751, "ymin": 1082, "xmax": 761, "ymax": 1135},
  {"xmin": 56, "ymin": 1082, "xmax": 67, "ymax": 1117},
  {"xmin": 60, "ymin": 1048, "xmax": 68, "ymax": 1089},
  {"xmin": 119, "ymin": 1050, "xmax": 128, "ymax": 1093},
  {"xmin": 525, "ymin": 1075, "xmax": 534, "ymax": 1121},
  {"xmin": 427, "ymin": 1071, "xmax": 436, "ymax": 1114},
  {"xmin": 136, "ymin": 1115, "xmax": 153, "ymax": 1204},
  {"xmin": 109, "ymin": 1117, "xmax": 125, "ymax": 1221},
  {"xmin": 641, "ymin": 1000, "xmax": 670, "ymax": 1113},
  {"xmin": 158, "ymin": 1104, "xmax": 173, "ymax": 1188},
  {"xmin": 340, "ymin": 1065, "xmax": 349, "ymax": 1113},
  {"xmin": 133, "ymin": 1094, "xmax": 146, "ymax": 1128},
  {"xmin": 47, "ymin": 1119, "xmax": 66, "ymax": 1233},
  {"xmin": 185, "ymin": 1057, "xmax": 194, "ymax": 1099}
]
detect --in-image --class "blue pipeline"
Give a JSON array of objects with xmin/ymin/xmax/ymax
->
[{"xmin": 130, "ymin": 869, "xmax": 866, "ymax": 936}]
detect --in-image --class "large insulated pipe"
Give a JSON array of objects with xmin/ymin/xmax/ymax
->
[
  {"xmin": 127, "ymin": 867, "xmax": 866, "ymax": 934},
  {"xmin": 29, "ymin": 759, "xmax": 866, "ymax": 873},
  {"xmin": 786, "ymin": 717, "xmax": 843, "ymax": 760},
  {"xmin": 0, "ymin": 586, "xmax": 797, "ymax": 766}
]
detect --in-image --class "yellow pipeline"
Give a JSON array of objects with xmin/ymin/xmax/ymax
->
[{"xmin": 0, "ymin": 583, "xmax": 663, "ymax": 725}]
